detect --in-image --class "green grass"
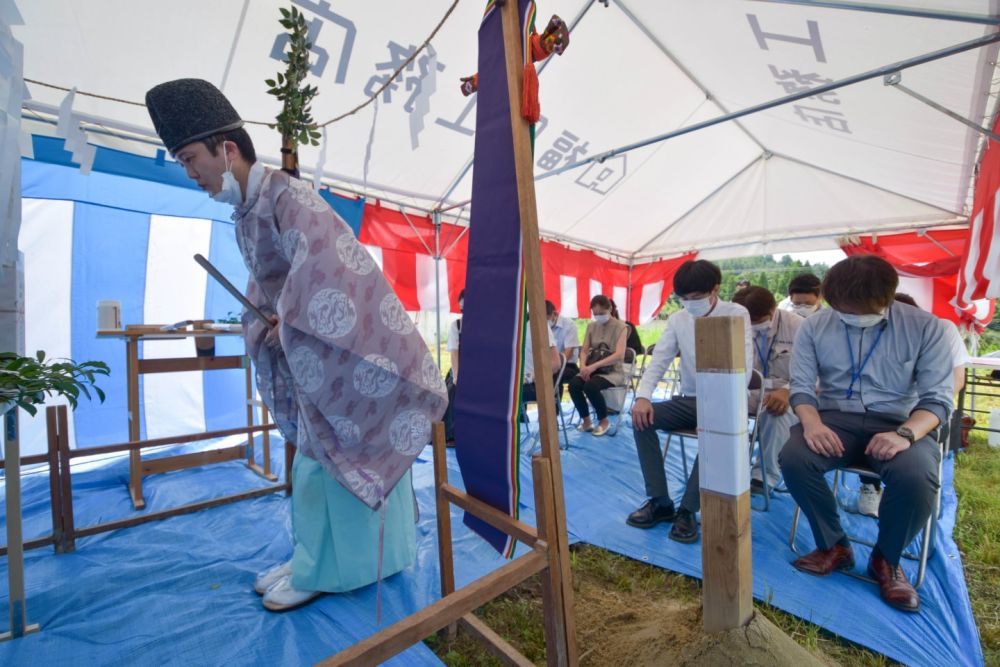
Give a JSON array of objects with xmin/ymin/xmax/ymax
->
[
  {"xmin": 954, "ymin": 435, "xmax": 1000, "ymax": 666},
  {"xmin": 426, "ymin": 441, "xmax": 999, "ymax": 666}
]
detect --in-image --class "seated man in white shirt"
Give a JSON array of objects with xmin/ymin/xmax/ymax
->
[
  {"xmin": 521, "ymin": 314, "xmax": 561, "ymax": 420},
  {"xmin": 546, "ymin": 300, "xmax": 581, "ymax": 390},
  {"xmin": 778, "ymin": 273, "xmax": 824, "ymax": 319},
  {"xmin": 442, "ymin": 289, "xmax": 465, "ymax": 444},
  {"xmin": 733, "ymin": 286, "xmax": 803, "ymax": 495},
  {"xmin": 629, "ymin": 260, "xmax": 752, "ymax": 544}
]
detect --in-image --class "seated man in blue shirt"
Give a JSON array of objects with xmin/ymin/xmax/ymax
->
[{"xmin": 780, "ymin": 255, "xmax": 953, "ymax": 613}]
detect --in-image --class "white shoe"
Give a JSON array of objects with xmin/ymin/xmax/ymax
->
[
  {"xmin": 254, "ymin": 561, "xmax": 292, "ymax": 595},
  {"xmin": 262, "ymin": 573, "xmax": 322, "ymax": 611},
  {"xmin": 592, "ymin": 423, "xmax": 610, "ymax": 437},
  {"xmin": 576, "ymin": 423, "xmax": 593, "ymax": 433},
  {"xmin": 858, "ymin": 483, "xmax": 882, "ymax": 518}
]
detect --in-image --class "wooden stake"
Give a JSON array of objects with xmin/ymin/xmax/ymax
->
[
  {"xmin": 694, "ymin": 316, "xmax": 753, "ymax": 633},
  {"xmin": 46, "ymin": 407, "xmax": 64, "ymax": 548},
  {"xmin": 55, "ymin": 406, "xmax": 76, "ymax": 553},
  {"xmin": 432, "ymin": 422, "xmax": 457, "ymax": 640},
  {"xmin": 126, "ymin": 337, "xmax": 144, "ymax": 509},
  {"xmin": 498, "ymin": 2, "xmax": 578, "ymax": 662}
]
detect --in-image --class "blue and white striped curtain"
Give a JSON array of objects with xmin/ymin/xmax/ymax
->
[{"xmin": 18, "ymin": 153, "xmax": 249, "ymax": 456}]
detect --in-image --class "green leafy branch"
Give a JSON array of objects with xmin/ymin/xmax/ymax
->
[
  {"xmin": 0, "ymin": 351, "xmax": 110, "ymax": 417},
  {"xmin": 266, "ymin": 6, "xmax": 322, "ymax": 148}
]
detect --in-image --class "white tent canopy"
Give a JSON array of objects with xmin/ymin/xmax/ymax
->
[{"xmin": 12, "ymin": 0, "xmax": 1000, "ymax": 260}]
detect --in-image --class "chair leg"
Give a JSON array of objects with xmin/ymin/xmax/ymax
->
[
  {"xmin": 789, "ymin": 504, "xmax": 803, "ymax": 555},
  {"xmin": 679, "ymin": 434, "xmax": 689, "ymax": 482}
]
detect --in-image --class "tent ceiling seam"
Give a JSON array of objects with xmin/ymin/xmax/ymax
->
[
  {"xmin": 772, "ymin": 151, "xmax": 964, "ymax": 216},
  {"xmin": 632, "ymin": 154, "xmax": 766, "ymax": 257},
  {"xmin": 613, "ymin": 0, "xmax": 770, "ymax": 154}
]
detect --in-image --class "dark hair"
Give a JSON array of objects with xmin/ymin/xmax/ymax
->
[
  {"xmin": 202, "ymin": 128, "xmax": 257, "ymax": 164},
  {"xmin": 545, "ymin": 300, "xmax": 556, "ymax": 317},
  {"xmin": 894, "ymin": 292, "xmax": 918, "ymax": 308},
  {"xmin": 590, "ymin": 294, "xmax": 612, "ymax": 312},
  {"xmin": 673, "ymin": 260, "xmax": 721, "ymax": 297},
  {"xmin": 822, "ymin": 256, "xmax": 898, "ymax": 313},
  {"xmin": 609, "ymin": 299, "xmax": 621, "ymax": 320},
  {"xmin": 787, "ymin": 273, "xmax": 821, "ymax": 296},
  {"xmin": 732, "ymin": 286, "xmax": 776, "ymax": 321}
]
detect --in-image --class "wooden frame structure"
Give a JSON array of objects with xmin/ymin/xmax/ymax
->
[
  {"xmin": 320, "ymin": 2, "xmax": 578, "ymax": 664},
  {"xmin": 0, "ymin": 404, "xmax": 286, "ymax": 557},
  {"xmin": 97, "ymin": 327, "xmax": 278, "ymax": 509}
]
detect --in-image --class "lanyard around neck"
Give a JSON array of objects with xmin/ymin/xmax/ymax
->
[{"xmin": 844, "ymin": 320, "xmax": 887, "ymax": 399}]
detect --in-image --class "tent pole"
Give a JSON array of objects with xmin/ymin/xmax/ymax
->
[
  {"xmin": 889, "ymin": 80, "xmax": 1000, "ymax": 143},
  {"xmin": 537, "ymin": 30, "xmax": 1000, "ymax": 182},
  {"xmin": 748, "ymin": 0, "xmax": 1000, "ymax": 26},
  {"xmin": 433, "ymin": 211, "xmax": 443, "ymax": 370}
]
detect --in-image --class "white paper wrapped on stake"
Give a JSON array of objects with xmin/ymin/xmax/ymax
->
[
  {"xmin": 312, "ymin": 125, "xmax": 327, "ymax": 192},
  {"xmin": 695, "ymin": 370, "xmax": 749, "ymax": 497}
]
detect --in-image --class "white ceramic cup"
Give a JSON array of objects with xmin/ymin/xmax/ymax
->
[{"xmin": 97, "ymin": 300, "xmax": 122, "ymax": 330}]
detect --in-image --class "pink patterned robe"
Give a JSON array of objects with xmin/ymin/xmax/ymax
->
[{"xmin": 234, "ymin": 167, "xmax": 447, "ymax": 509}]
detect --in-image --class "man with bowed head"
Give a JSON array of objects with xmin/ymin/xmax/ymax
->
[
  {"xmin": 145, "ymin": 79, "xmax": 447, "ymax": 611},
  {"xmin": 780, "ymin": 255, "xmax": 952, "ymax": 612},
  {"xmin": 628, "ymin": 260, "xmax": 752, "ymax": 544}
]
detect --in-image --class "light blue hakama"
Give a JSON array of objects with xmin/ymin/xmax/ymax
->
[{"xmin": 289, "ymin": 453, "xmax": 417, "ymax": 593}]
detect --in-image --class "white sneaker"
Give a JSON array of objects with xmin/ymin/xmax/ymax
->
[
  {"xmin": 858, "ymin": 483, "xmax": 882, "ymax": 518},
  {"xmin": 254, "ymin": 560, "xmax": 292, "ymax": 595},
  {"xmin": 262, "ymin": 573, "xmax": 322, "ymax": 611}
]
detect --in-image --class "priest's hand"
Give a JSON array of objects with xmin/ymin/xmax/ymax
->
[{"xmin": 265, "ymin": 315, "xmax": 281, "ymax": 349}]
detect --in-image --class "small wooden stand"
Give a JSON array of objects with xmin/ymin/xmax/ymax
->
[{"xmin": 98, "ymin": 327, "xmax": 277, "ymax": 510}]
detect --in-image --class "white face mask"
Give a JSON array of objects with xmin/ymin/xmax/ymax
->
[
  {"xmin": 681, "ymin": 296, "xmax": 712, "ymax": 317},
  {"xmin": 791, "ymin": 303, "xmax": 819, "ymax": 317},
  {"xmin": 837, "ymin": 310, "xmax": 885, "ymax": 328},
  {"xmin": 751, "ymin": 320, "xmax": 771, "ymax": 334},
  {"xmin": 593, "ymin": 313, "xmax": 610, "ymax": 324},
  {"xmin": 211, "ymin": 142, "xmax": 243, "ymax": 206}
]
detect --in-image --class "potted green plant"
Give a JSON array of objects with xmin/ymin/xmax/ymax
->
[{"xmin": 0, "ymin": 351, "xmax": 110, "ymax": 418}]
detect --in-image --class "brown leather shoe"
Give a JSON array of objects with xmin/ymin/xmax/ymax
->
[
  {"xmin": 868, "ymin": 554, "xmax": 920, "ymax": 612},
  {"xmin": 792, "ymin": 545, "xmax": 855, "ymax": 576}
]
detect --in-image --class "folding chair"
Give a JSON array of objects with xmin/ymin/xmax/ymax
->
[
  {"xmin": 788, "ymin": 435, "xmax": 945, "ymax": 588},
  {"xmin": 662, "ymin": 369, "xmax": 765, "ymax": 492},
  {"xmin": 599, "ymin": 348, "xmax": 636, "ymax": 436},
  {"xmin": 521, "ymin": 354, "xmax": 570, "ymax": 454}
]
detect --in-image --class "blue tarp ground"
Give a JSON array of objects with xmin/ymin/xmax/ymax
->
[{"xmin": 0, "ymin": 401, "xmax": 983, "ymax": 666}]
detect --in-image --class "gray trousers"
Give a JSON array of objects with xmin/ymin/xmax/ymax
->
[
  {"xmin": 633, "ymin": 396, "xmax": 702, "ymax": 512},
  {"xmin": 752, "ymin": 409, "xmax": 798, "ymax": 488},
  {"xmin": 779, "ymin": 410, "xmax": 940, "ymax": 566}
]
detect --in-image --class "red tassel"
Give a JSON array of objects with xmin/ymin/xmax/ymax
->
[{"xmin": 521, "ymin": 62, "xmax": 540, "ymax": 124}]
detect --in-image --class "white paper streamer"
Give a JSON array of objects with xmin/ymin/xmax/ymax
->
[
  {"xmin": 312, "ymin": 125, "xmax": 328, "ymax": 192},
  {"xmin": 56, "ymin": 87, "xmax": 76, "ymax": 136}
]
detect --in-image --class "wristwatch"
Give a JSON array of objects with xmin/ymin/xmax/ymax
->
[{"xmin": 895, "ymin": 426, "xmax": 915, "ymax": 445}]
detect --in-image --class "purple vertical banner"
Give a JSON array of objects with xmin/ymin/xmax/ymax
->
[{"xmin": 453, "ymin": 0, "xmax": 533, "ymax": 557}]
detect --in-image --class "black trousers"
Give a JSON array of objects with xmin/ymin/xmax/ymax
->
[
  {"xmin": 779, "ymin": 410, "xmax": 940, "ymax": 566},
  {"xmin": 568, "ymin": 374, "xmax": 614, "ymax": 421}
]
